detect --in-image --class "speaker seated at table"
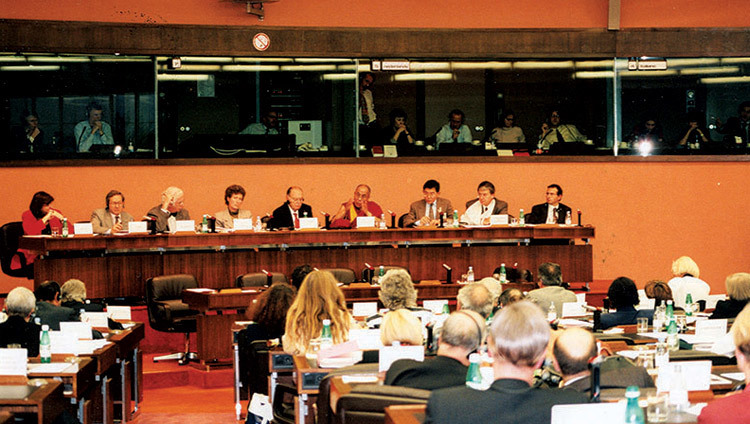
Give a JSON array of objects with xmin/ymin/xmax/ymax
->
[
  {"xmin": 146, "ymin": 274, "xmax": 200, "ymax": 365},
  {"xmin": 236, "ymin": 272, "xmax": 288, "ymax": 288},
  {"xmin": 0, "ymin": 221, "xmax": 32, "ymax": 279},
  {"xmin": 362, "ymin": 266, "xmax": 410, "ymax": 283},
  {"xmin": 320, "ymin": 268, "xmax": 357, "ymax": 285}
]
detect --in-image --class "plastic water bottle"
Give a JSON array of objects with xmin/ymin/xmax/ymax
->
[
  {"xmin": 254, "ymin": 216, "xmax": 262, "ymax": 232},
  {"xmin": 40, "ymin": 324, "xmax": 51, "ymax": 363},
  {"xmin": 519, "ymin": 209, "xmax": 525, "ymax": 226},
  {"xmin": 669, "ymin": 364, "xmax": 689, "ymax": 411},
  {"xmin": 452, "ymin": 210, "xmax": 459, "ymax": 228},
  {"xmin": 666, "ymin": 313, "xmax": 679, "ymax": 351},
  {"xmin": 466, "ymin": 266, "xmax": 475, "ymax": 283},
  {"xmin": 685, "ymin": 293, "xmax": 694, "ymax": 317},
  {"xmin": 379, "ymin": 213, "xmax": 386, "ymax": 229},
  {"xmin": 465, "ymin": 353, "xmax": 483, "ymax": 389},
  {"xmin": 499, "ymin": 263, "xmax": 507, "ymax": 283},
  {"xmin": 547, "ymin": 302, "xmax": 557, "ymax": 322},
  {"xmin": 61, "ymin": 218, "xmax": 69, "ymax": 237},
  {"xmin": 201, "ymin": 215, "xmax": 208, "ymax": 233},
  {"xmin": 320, "ymin": 319, "xmax": 333, "ymax": 350},
  {"xmin": 565, "ymin": 210, "xmax": 572, "ymax": 225},
  {"xmin": 624, "ymin": 386, "xmax": 645, "ymax": 424}
]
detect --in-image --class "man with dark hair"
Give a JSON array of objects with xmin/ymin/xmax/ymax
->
[
  {"xmin": 402, "ymin": 179, "xmax": 453, "ymax": 227},
  {"xmin": 291, "ymin": 264, "xmax": 313, "ymax": 290},
  {"xmin": 717, "ymin": 101, "xmax": 750, "ymax": 147},
  {"xmin": 267, "ymin": 186, "xmax": 313, "ymax": 230},
  {"xmin": 435, "ymin": 108, "xmax": 472, "ymax": 147},
  {"xmin": 74, "ymin": 101, "xmax": 114, "ymax": 152},
  {"xmin": 538, "ymin": 109, "xmax": 586, "ymax": 150},
  {"xmin": 526, "ymin": 262, "xmax": 577, "ymax": 317},
  {"xmin": 214, "ymin": 184, "xmax": 253, "ymax": 229},
  {"xmin": 33, "ymin": 280, "xmax": 78, "ymax": 331},
  {"xmin": 526, "ymin": 184, "xmax": 572, "ymax": 224},
  {"xmin": 460, "ymin": 180, "xmax": 508, "ymax": 225},
  {"xmin": 91, "ymin": 189, "xmax": 135, "ymax": 234},
  {"xmin": 385, "ymin": 310, "xmax": 484, "ymax": 390}
]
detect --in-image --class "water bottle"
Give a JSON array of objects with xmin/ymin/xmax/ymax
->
[
  {"xmin": 380, "ymin": 213, "xmax": 386, "ymax": 229},
  {"xmin": 519, "ymin": 209, "xmax": 525, "ymax": 226},
  {"xmin": 669, "ymin": 364, "xmax": 689, "ymax": 411},
  {"xmin": 201, "ymin": 215, "xmax": 208, "ymax": 233},
  {"xmin": 40, "ymin": 324, "xmax": 51, "ymax": 363},
  {"xmin": 685, "ymin": 293, "xmax": 694, "ymax": 317},
  {"xmin": 499, "ymin": 263, "xmax": 506, "ymax": 283},
  {"xmin": 666, "ymin": 315, "xmax": 679, "ymax": 351},
  {"xmin": 624, "ymin": 386, "xmax": 645, "ymax": 424},
  {"xmin": 565, "ymin": 210, "xmax": 572, "ymax": 225},
  {"xmin": 465, "ymin": 353, "xmax": 483, "ymax": 389},
  {"xmin": 254, "ymin": 216, "xmax": 262, "ymax": 232},
  {"xmin": 320, "ymin": 319, "xmax": 333, "ymax": 350},
  {"xmin": 79, "ymin": 308, "xmax": 87, "ymax": 324},
  {"xmin": 666, "ymin": 300, "xmax": 674, "ymax": 320},
  {"xmin": 547, "ymin": 302, "xmax": 557, "ymax": 322},
  {"xmin": 61, "ymin": 218, "xmax": 69, "ymax": 238},
  {"xmin": 452, "ymin": 210, "xmax": 459, "ymax": 228},
  {"xmin": 466, "ymin": 266, "xmax": 475, "ymax": 283},
  {"xmin": 442, "ymin": 303, "xmax": 450, "ymax": 315}
]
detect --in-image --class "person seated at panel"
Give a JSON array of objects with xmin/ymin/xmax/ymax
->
[
  {"xmin": 267, "ymin": 186, "xmax": 313, "ymax": 230},
  {"xmin": 698, "ymin": 304, "xmax": 750, "ymax": 424},
  {"xmin": 553, "ymin": 328, "xmax": 654, "ymax": 392},
  {"xmin": 0, "ymin": 287, "xmax": 41, "ymax": 356},
  {"xmin": 644, "ymin": 280, "xmax": 674, "ymax": 308},
  {"xmin": 385, "ymin": 310, "xmax": 485, "ymax": 391},
  {"xmin": 526, "ymin": 184, "xmax": 573, "ymax": 225},
  {"xmin": 384, "ymin": 108, "xmax": 415, "ymax": 148},
  {"xmin": 457, "ymin": 282, "xmax": 494, "ymax": 319},
  {"xmin": 13, "ymin": 111, "xmax": 47, "ymax": 154},
  {"xmin": 538, "ymin": 109, "xmax": 586, "ymax": 151},
  {"xmin": 424, "ymin": 302, "xmax": 587, "ymax": 424},
  {"xmin": 501, "ymin": 265, "xmax": 533, "ymax": 284},
  {"xmin": 402, "ymin": 179, "xmax": 453, "ymax": 228},
  {"xmin": 526, "ymin": 262, "xmax": 577, "ymax": 318},
  {"xmin": 710, "ymin": 273, "xmax": 750, "ymax": 320},
  {"xmin": 239, "ymin": 110, "xmax": 281, "ymax": 135},
  {"xmin": 490, "ymin": 110, "xmax": 526, "ymax": 144},
  {"xmin": 13, "ymin": 191, "xmax": 73, "ymax": 277},
  {"xmin": 367, "ymin": 269, "xmax": 431, "ymax": 328},
  {"xmin": 33, "ymin": 280, "xmax": 79, "ymax": 331},
  {"xmin": 146, "ymin": 186, "xmax": 190, "ymax": 233},
  {"xmin": 74, "ymin": 102, "xmax": 114, "ymax": 152},
  {"xmin": 282, "ymin": 270, "xmax": 351, "ymax": 355},
  {"xmin": 213, "ymin": 184, "xmax": 253, "ymax": 230},
  {"xmin": 668, "ymin": 256, "xmax": 711, "ymax": 310},
  {"xmin": 600, "ymin": 277, "xmax": 653, "ymax": 330},
  {"xmin": 435, "ymin": 109, "xmax": 472, "ymax": 148},
  {"xmin": 290, "ymin": 264, "xmax": 313, "ymax": 291},
  {"xmin": 330, "ymin": 184, "xmax": 384, "ymax": 229},
  {"xmin": 460, "ymin": 180, "xmax": 508, "ymax": 226},
  {"xmin": 91, "ymin": 189, "xmax": 135, "ymax": 234}
]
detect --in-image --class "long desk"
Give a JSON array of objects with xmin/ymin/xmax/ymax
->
[
  {"xmin": 0, "ymin": 381, "xmax": 66, "ymax": 424},
  {"xmin": 20, "ymin": 226, "xmax": 594, "ymax": 299}
]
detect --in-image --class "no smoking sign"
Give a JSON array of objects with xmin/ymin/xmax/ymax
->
[{"xmin": 252, "ymin": 33, "xmax": 270, "ymax": 51}]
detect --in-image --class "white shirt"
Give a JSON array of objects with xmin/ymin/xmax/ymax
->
[
  {"xmin": 461, "ymin": 199, "xmax": 495, "ymax": 225},
  {"xmin": 103, "ymin": 212, "xmax": 122, "ymax": 234},
  {"xmin": 667, "ymin": 276, "xmax": 711, "ymax": 309},
  {"xmin": 546, "ymin": 205, "xmax": 559, "ymax": 224}
]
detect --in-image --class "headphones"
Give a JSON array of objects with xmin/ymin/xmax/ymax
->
[{"xmin": 455, "ymin": 310, "xmax": 485, "ymax": 353}]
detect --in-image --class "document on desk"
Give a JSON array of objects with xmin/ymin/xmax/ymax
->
[
  {"xmin": 28, "ymin": 363, "xmax": 75, "ymax": 374},
  {"xmin": 0, "ymin": 349, "xmax": 28, "ymax": 376}
]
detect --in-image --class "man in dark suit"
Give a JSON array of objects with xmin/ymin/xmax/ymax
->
[
  {"xmin": 267, "ymin": 186, "xmax": 313, "ymax": 230},
  {"xmin": 385, "ymin": 310, "xmax": 484, "ymax": 390},
  {"xmin": 460, "ymin": 180, "xmax": 508, "ymax": 225},
  {"xmin": 402, "ymin": 179, "xmax": 453, "ymax": 227},
  {"xmin": 0, "ymin": 286, "xmax": 41, "ymax": 356},
  {"xmin": 424, "ymin": 301, "xmax": 587, "ymax": 424},
  {"xmin": 33, "ymin": 280, "xmax": 78, "ymax": 331},
  {"xmin": 526, "ymin": 183, "xmax": 572, "ymax": 224}
]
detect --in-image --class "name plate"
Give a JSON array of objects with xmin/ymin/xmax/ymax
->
[
  {"xmin": 0, "ymin": 349, "xmax": 28, "ymax": 376},
  {"xmin": 128, "ymin": 221, "xmax": 148, "ymax": 234},
  {"xmin": 490, "ymin": 214, "xmax": 509, "ymax": 225},
  {"xmin": 696, "ymin": 319, "xmax": 727, "ymax": 340},
  {"xmin": 233, "ymin": 218, "xmax": 253, "ymax": 231},
  {"xmin": 83, "ymin": 312, "xmax": 109, "ymax": 328},
  {"xmin": 298, "ymin": 217, "xmax": 319, "ymax": 229},
  {"xmin": 423, "ymin": 299, "xmax": 449, "ymax": 314},
  {"xmin": 561, "ymin": 302, "xmax": 587, "ymax": 318},
  {"xmin": 175, "ymin": 220, "xmax": 195, "ymax": 233},
  {"xmin": 355, "ymin": 216, "xmax": 376, "ymax": 228},
  {"xmin": 352, "ymin": 302, "xmax": 378, "ymax": 317},
  {"xmin": 75, "ymin": 222, "xmax": 93, "ymax": 235},
  {"xmin": 106, "ymin": 305, "xmax": 132, "ymax": 320}
]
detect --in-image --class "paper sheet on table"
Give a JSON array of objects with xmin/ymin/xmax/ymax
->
[
  {"xmin": 185, "ymin": 288, "xmax": 215, "ymax": 293},
  {"xmin": 557, "ymin": 318, "xmax": 593, "ymax": 328},
  {"xmin": 83, "ymin": 312, "xmax": 108, "ymax": 328},
  {"xmin": 348, "ymin": 329, "xmax": 383, "ymax": 351},
  {"xmin": 552, "ymin": 402, "xmax": 626, "ymax": 424},
  {"xmin": 695, "ymin": 319, "xmax": 727, "ymax": 340},
  {"xmin": 602, "ymin": 327, "xmax": 624, "ymax": 334},
  {"xmin": 637, "ymin": 298, "xmax": 655, "ymax": 310},
  {"xmin": 656, "ymin": 361, "xmax": 712, "ymax": 391},
  {"xmin": 74, "ymin": 339, "xmax": 111, "ymax": 354},
  {"xmin": 710, "ymin": 374, "xmax": 731, "ymax": 385},
  {"xmin": 616, "ymin": 350, "xmax": 652, "ymax": 360},
  {"xmin": 720, "ymin": 372, "xmax": 745, "ymax": 381},
  {"xmin": 352, "ymin": 302, "xmax": 378, "ymax": 317},
  {"xmin": 0, "ymin": 349, "xmax": 28, "ymax": 376},
  {"xmin": 59, "ymin": 322, "xmax": 93, "ymax": 340},
  {"xmin": 705, "ymin": 294, "xmax": 726, "ymax": 310},
  {"xmin": 575, "ymin": 293, "xmax": 586, "ymax": 304},
  {"xmin": 355, "ymin": 216, "xmax": 375, "ymax": 228},
  {"xmin": 422, "ymin": 300, "xmax": 448, "ymax": 315},
  {"xmin": 379, "ymin": 345, "xmax": 424, "ymax": 373},
  {"xmin": 27, "ymin": 363, "xmax": 75, "ymax": 374},
  {"xmin": 106, "ymin": 306, "xmax": 132, "ymax": 321},
  {"xmin": 561, "ymin": 302, "xmax": 587, "ymax": 318},
  {"xmin": 341, "ymin": 375, "xmax": 379, "ymax": 384}
]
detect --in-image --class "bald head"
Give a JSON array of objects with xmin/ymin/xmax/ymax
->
[
  {"xmin": 440, "ymin": 310, "xmax": 485, "ymax": 353},
  {"xmin": 553, "ymin": 328, "xmax": 597, "ymax": 377},
  {"xmin": 457, "ymin": 283, "xmax": 494, "ymax": 318}
]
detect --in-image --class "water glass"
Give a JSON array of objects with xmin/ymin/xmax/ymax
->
[
  {"xmin": 51, "ymin": 226, "xmax": 60, "ymax": 237},
  {"xmin": 676, "ymin": 315, "xmax": 687, "ymax": 332},
  {"xmin": 647, "ymin": 394, "xmax": 669, "ymax": 423},
  {"xmin": 636, "ymin": 351, "xmax": 655, "ymax": 370},
  {"xmin": 654, "ymin": 341, "xmax": 669, "ymax": 367},
  {"xmin": 636, "ymin": 317, "xmax": 649, "ymax": 333}
]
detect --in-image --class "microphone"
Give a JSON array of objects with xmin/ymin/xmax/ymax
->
[
  {"xmin": 442, "ymin": 263, "xmax": 452, "ymax": 284},
  {"xmin": 261, "ymin": 269, "xmax": 272, "ymax": 287},
  {"xmin": 577, "ymin": 209, "xmax": 582, "ymax": 227},
  {"xmin": 364, "ymin": 263, "xmax": 374, "ymax": 283},
  {"xmin": 142, "ymin": 215, "xmax": 157, "ymax": 235},
  {"xmin": 320, "ymin": 211, "xmax": 330, "ymax": 229},
  {"xmin": 78, "ymin": 127, "xmax": 89, "ymax": 149}
]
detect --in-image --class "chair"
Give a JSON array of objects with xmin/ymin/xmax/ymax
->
[
  {"xmin": 0, "ymin": 221, "xmax": 32, "ymax": 279},
  {"xmin": 398, "ymin": 213, "xmax": 411, "ymax": 228},
  {"xmin": 317, "ymin": 363, "xmax": 380, "ymax": 424},
  {"xmin": 361, "ymin": 265, "xmax": 410, "ymax": 283},
  {"xmin": 236, "ymin": 272, "xmax": 288, "ymax": 288},
  {"xmin": 336, "ymin": 384, "xmax": 431, "ymax": 424},
  {"xmin": 146, "ymin": 274, "xmax": 200, "ymax": 365},
  {"xmin": 320, "ymin": 268, "xmax": 357, "ymax": 285}
]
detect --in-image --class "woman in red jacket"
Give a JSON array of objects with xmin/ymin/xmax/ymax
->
[{"xmin": 13, "ymin": 191, "xmax": 72, "ymax": 273}]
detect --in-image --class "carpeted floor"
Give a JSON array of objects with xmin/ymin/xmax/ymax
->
[{"xmin": 130, "ymin": 386, "xmax": 242, "ymax": 423}]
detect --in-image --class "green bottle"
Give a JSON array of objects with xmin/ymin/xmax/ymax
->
[
  {"xmin": 442, "ymin": 303, "xmax": 450, "ymax": 315},
  {"xmin": 685, "ymin": 293, "xmax": 693, "ymax": 316},
  {"xmin": 61, "ymin": 218, "xmax": 69, "ymax": 238},
  {"xmin": 201, "ymin": 215, "xmax": 208, "ymax": 233},
  {"xmin": 320, "ymin": 319, "xmax": 333, "ymax": 349},
  {"xmin": 465, "ymin": 353, "xmax": 483, "ymax": 389},
  {"xmin": 40, "ymin": 324, "xmax": 51, "ymax": 363},
  {"xmin": 499, "ymin": 263, "xmax": 507, "ymax": 283},
  {"xmin": 624, "ymin": 386, "xmax": 645, "ymax": 424},
  {"xmin": 452, "ymin": 210, "xmax": 459, "ymax": 228},
  {"xmin": 519, "ymin": 209, "xmax": 525, "ymax": 226}
]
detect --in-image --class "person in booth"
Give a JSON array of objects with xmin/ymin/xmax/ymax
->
[
  {"xmin": 435, "ymin": 109, "xmax": 472, "ymax": 148},
  {"xmin": 402, "ymin": 179, "xmax": 453, "ymax": 228},
  {"xmin": 0, "ymin": 287, "xmax": 41, "ymax": 356},
  {"xmin": 526, "ymin": 184, "xmax": 572, "ymax": 225},
  {"xmin": 74, "ymin": 102, "xmax": 114, "ymax": 152},
  {"xmin": 146, "ymin": 186, "xmax": 190, "ymax": 233},
  {"xmin": 213, "ymin": 184, "xmax": 253, "ymax": 230},
  {"xmin": 239, "ymin": 110, "xmax": 281, "ymax": 135},
  {"xmin": 538, "ymin": 109, "xmax": 586, "ymax": 151},
  {"xmin": 460, "ymin": 180, "xmax": 508, "ymax": 226},
  {"xmin": 13, "ymin": 191, "xmax": 73, "ymax": 277},
  {"xmin": 267, "ymin": 186, "xmax": 313, "ymax": 230},
  {"xmin": 91, "ymin": 189, "xmax": 135, "ymax": 234},
  {"xmin": 330, "ymin": 184, "xmax": 384, "ymax": 228}
]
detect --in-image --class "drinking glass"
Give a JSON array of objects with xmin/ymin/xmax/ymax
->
[
  {"xmin": 636, "ymin": 317, "xmax": 649, "ymax": 333},
  {"xmin": 647, "ymin": 394, "xmax": 669, "ymax": 423}
]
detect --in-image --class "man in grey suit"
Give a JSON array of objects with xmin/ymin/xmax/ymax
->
[
  {"xmin": 460, "ymin": 180, "xmax": 508, "ymax": 225},
  {"xmin": 91, "ymin": 190, "xmax": 135, "ymax": 234},
  {"xmin": 402, "ymin": 179, "xmax": 453, "ymax": 227},
  {"xmin": 146, "ymin": 186, "xmax": 191, "ymax": 233},
  {"xmin": 526, "ymin": 262, "xmax": 577, "ymax": 318}
]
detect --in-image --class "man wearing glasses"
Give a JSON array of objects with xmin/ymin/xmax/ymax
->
[
  {"xmin": 267, "ymin": 186, "xmax": 313, "ymax": 230},
  {"xmin": 402, "ymin": 179, "xmax": 453, "ymax": 227},
  {"xmin": 91, "ymin": 190, "xmax": 135, "ymax": 234},
  {"xmin": 435, "ymin": 109, "xmax": 472, "ymax": 148}
]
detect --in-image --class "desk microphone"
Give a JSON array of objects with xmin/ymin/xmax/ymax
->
[
  {"xmin": 262, "ymin": 269, "xmax": 272, "ymax": 287},
  {"xmin": 364, "ymin": 263, "xmax": 374, "ymax": 282},
  {"xmin": 320, "ymin": 211, "xmax": 330, "ymax": 229},
  {"xmin": 577, "ymin": 209, "xmax": 582, "ymax": 227},
  {"xmin": 442, "ymin": 263, "xmax": 452, "ymax": 284},
  {"xmin": 387, "ymin": 210, "xmax": 396, "ymax": 229}
]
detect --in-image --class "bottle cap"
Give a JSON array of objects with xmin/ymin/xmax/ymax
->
[
  {"xmin": 322, "ymin": 319, "xmax": 331, "ymax": 325},
  {"xmin": 625, "ymin": 386, "xmax": 640, "ymax": 398},
  {"xmin": 468, "ymin": 353, "xmax": 480, "ymax": 363},
  {"xmin": 42, "ymin": 324, "xmax": 49, "ymax": 331}
]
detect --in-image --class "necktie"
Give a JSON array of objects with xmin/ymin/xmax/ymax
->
[
  {"xmin": 115, "ymin": 215, "xmax": 121, "ymax": 225},
  {"xmin": 553, "ymin": 208, "xmax": 558, "ymax": 222},
  {"xmin": 482, "ymin": 206, "xmax": 486, "ymax": 214},
  {"xmin": 430, "ymin": 204, "xmax": 435, "ymax": 220},
  {"xmin": 294, "ymin": 211, "xmax": 300, "ymax": 229},
  {"xmin": 556, "ymin": 129, "xmax": 565, "ymax": 144}
]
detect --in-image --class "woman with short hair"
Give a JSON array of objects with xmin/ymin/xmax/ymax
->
[{"xmin": 710, "ymin": 273, "xmax": 750, "ymax": 320}]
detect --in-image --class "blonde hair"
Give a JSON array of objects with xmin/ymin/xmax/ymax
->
[
  {"xmin": 733, "ymin": 304, "xmax": 750, "ymax": 362},
  {"xmin": 726, "ymin": 273, "xmax": 750, "ymax": 301},
  {"xmin": 61, "ymin": 279, "xmax": 87, "ymax": 303},
  {"xmin": 489, "ymin": 300, "xmax": 550, "ymax": 367},
  {"xmin": 671, "ymin": 256, "xmax": 700, "ymax": 278},
  {"xmin": 378, "ymin": 269, "xmax": 417, "ymax": 309},
  {"xmin": 284, "ymin": 270, "xmax": 351, "ymax": 355},
  {"xmin": 380, "ymin": 309, "xmax": 423, "ymax": 346}
]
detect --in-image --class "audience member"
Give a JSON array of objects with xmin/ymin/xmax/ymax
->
[
  {"xmin": 60, "ymin": 279, "xmax": 104, "ymax": 313},
  {"xmin": 239, "ymin": 110, "xmax": 280, "ymax": 135},
  {"xmin": 267, "ymin": 186, "xmax": 313, "ymax": 230},
  {"xmin": 244, "ymin": 282, "xmax": 297, "ymax": 342},
  {"xmin": 424, "ymin": 302, "xmax": 587, "ymax": 423},
  {"xmin": 385, "ymin": 310, "xmax": 485, "ymax": 390},
  {"xmin": 91, "ymin": 189, "xmax": 135, "ymax": 234},
  {"xmin": 435, "ymin": 109, "xmax": 472, "ymax": 147},
  {"xmin": 330, "ymin": 184, "xmax": 384, "ymax": 228},
  {"xmin": 498, "ymin": 288, "xmax": 524, "ymax": 308},
  {"xmin": 380, "ymin": 309, "xmax": 423, "ymax": 347},
  {"xmin": 74, "ymin": 102, "xmax": 114, "ymax": 152},
  {"xmin": 479, "ymin": 277, "xmax": 502, "ymax": 309},
  {"xmin": 14, "ymin": 191, "xmax": 72, "ymax": 277},
  {"xmin": 146, "ymin": 186, "xmax": 190, "ymax": 233},
  {"xmin": 711, "ymin": 273, "xmax": 750, "ymax": 320},
  {"xmin": 668, "ymin": 256, "xmax": 710, "ymax": 309},
  {"xmin": 526, "ymin": 184, "xmax": 572, "ymax": 224},
  {"xmin": 283, "ymin": 270, "xmax": 350, "ymax": 355},
  {"xmin": 213, "ymin": 184, "xmax": 253, "ymax": 229},
  {"xmin": 33, "ymin": 280, "xmax": 78, "ymax": 331},
  {"xmin": 527, "ymin": 262, "xmax": 577, "ymax": 317},
  {"xmin": 460, "ymin": 180, "xmax": 508, "ymax": 225},
  {"xmin": 490, "ymin": 110, "xmax": 525, "ymax": 143},
  {"xmin": 0, "ymin": 287, "xmax": 41, "ymax": 356},
  {"xmin": 538, "ymin": 109, "xmax": 586, "ymax": 150},
  {"xmin": 600, "ymin": 277, "xmax": 653, "ymax": 329},
  {"xmin": 378, "ymin": 269, "xmax": 418, "ymax": 310},
  {"xmin": 644, "ymin": 280, "xmax": 673, "ymax": 308},
  {"xmin": 385, "ymin": 108, "xmax": 415, "ymax": 147},
  {"xmin": 457, "ymin": 282, "xmax": 494, "ymax": 319},
  {"xmin": 402, "ymin": 179, "xmax": 453, "ymax": 228},
  {"xmin": 290, "ymin": 264, "xmax": 314, "ymax": 291}
]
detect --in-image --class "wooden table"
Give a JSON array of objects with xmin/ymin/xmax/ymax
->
[
  {"xmin": 21, "ymin": 226, "xmax": 595, "ymax": 299},
  {"xmin": 107, "ymin": 323, "xmax": 145, "ymax": 422},
  {"xmin": 0, "ymin": 381, "xmax": 66, "ymax": 424},
  {"xmin": 385, "ymin": 404, "xmax": 425, "ymax": 424},
  {"xmin": 27, "ymin": 357, "xmax": 97, "ymax": 424},
  {"xmin": 293, "ymin": 355, "xmax": 333, "ymax": 424}
]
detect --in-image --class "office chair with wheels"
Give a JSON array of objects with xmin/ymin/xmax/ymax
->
[
  {"xmin": 236, "ymin": 272, "xmax": 288, "ymax": 288},
  {"xmin": 0, "ymin": 221, "xmax": 33, "ymax": 279},
  {"xmin": 146, "ymin": 274, "xmax": 200, "ymax": 365}
]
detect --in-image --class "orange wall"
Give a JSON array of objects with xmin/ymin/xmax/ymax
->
[
  {"xmin": 1, "ymin": 160, "xmax": 748, "ymax": 295},
  {"xmin": 1, "ymin": 0, "xmax": 748, "ymax": 29}
]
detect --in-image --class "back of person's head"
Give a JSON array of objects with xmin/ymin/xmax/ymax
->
[
  {"xmin": 34, "ymin": 280, "xmax": 60, "ymax": 302},
  {"xmin": 553, "ymin": 328, "xmax": 597, "ymax": 377},
  {"xmin": 644, "ymin": 280, "xmax": 672, "ymax": 305},
  {"xmin": 378, "ymin": 269, "xmax": 417, "ymax": 310},
  {"xmin": 732, "ymin": 304, "xmax": 750, "ymax": 364},
  {"xmin": 440, "ymin": 310, "xmax": 485, "ymax": 353},
  {"xmin": 247, "ymin": 282, "xmax": 297, "ymax": 338},
  {"xmin": 489, "ymin": 300, "xmax": 550, "ymax": 367},
  {"xmin": 503, "ymin": 266, "xmax": 533, "ymax": 283},
  {"xmin": 498, "ymin": 288, "xmax": 524, "ymax": 308},
  {"xmin": 726, "ymin": 273, "xmax": 750, "ymax": 302},
  {"xmin": 607, "ymin": 277, "xmax": 639, "ymax": 309},
  {"xmin": 161, "ymin": 186, "xmax": 184, "ymax": 204},
  {"xmin": 5, "ymin": 287, "xmax": 36, "ymax": 317},
  {"xmin": 61, "ymin": 279, "xmax": 87, "ymax": 304},
  {"xmin": 457, "ymin": 283, "xmax": 494, "ymax": 318},
  {"xmin": 380, "ymin": 309, "xmax": 423, "ymax": 347},
  {"xmin": 671, "ymin": 256, "xmax": 700, "ymax": 278},
  {"xmin": 477, "ymin": 180, "xmax": 495, "ymax": 194},
  {"xmin": 479, "ymin": 277, "xmax": 502, "ymax": 306},
  {"xmin": 29, "ymin": 191, "xmax": 54, "ymax": 219},
  {"xmin": 291, "ymin": 265, "xmax": 313, "ymax": 290},
  {"xmin": 538, "ymin": 262, "xmax": 562, "ymax": 286}
]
